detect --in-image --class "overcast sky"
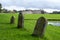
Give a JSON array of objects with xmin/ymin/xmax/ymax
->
[{"xmin": 0, "ymin": 0, "xmax": 60, "ymax": 12}]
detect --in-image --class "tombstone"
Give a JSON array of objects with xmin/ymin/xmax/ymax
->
[
  {"xmin": 10, "ymin": 16, "xmax": 15, "ymax": 24},
  {"xmin": 32, "ymin": 17, "xmax": 48, "ymax": 38},
  {"xmin": 17, "ymin": 11, "xmax": 24, "ymax": 28}
]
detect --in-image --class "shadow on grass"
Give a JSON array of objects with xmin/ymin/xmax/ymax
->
[
  {"xmin": 0, "ymin": 22, "xmax": 10, "ymax": 24},
  {"xmin": 13, "ymin": 33, "xmax": 48, "ymax": 40},
  {"xmin": 14, "ymin": 34, "xmax": 39, "ymax": 40},
  {"xmin": 0, "ymin": 26, "xmax": 28, "ymax": 31},
  {"xmin": 31, "ymin": 35, "xmax": 48, "ymax": 40},
  {"xmin": 0, "ymin": 22, "xmax": 16, "ymax": 24},
  {"xmin": 42, "ymin": 37, "xmax": 49, "ymax": 40},
  {"xmin": 0, "ymin": 27, "xmax": 17, "ymax": 30}
]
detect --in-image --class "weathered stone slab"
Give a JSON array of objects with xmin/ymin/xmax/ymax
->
[
  {"xmin": 10, "ymin": 16, "xmax": 15, "ymax": 24},
  {"xmin": 17, "ymin": 11, "xmax": 24, "ymax": 28},
  {"xmin": 32, "ymin": 17, "xmax": 48, "ymax": 38}
]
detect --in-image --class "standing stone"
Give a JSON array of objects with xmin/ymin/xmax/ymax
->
[
  {"xmin": 17, "ymin": 11, "xmax": 24, "ymax": 28},
  {"xmin": 10, "ymin": 16, "xmax": 15, "ymax": 24},
  {"xmin": 32, "ymin": 17, "xmax": 48, "ymax": 38}
]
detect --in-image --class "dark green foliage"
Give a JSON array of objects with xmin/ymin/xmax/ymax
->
[{"xmin": 0, "ymin": 3, "xmax": 2, "ymax": 13}]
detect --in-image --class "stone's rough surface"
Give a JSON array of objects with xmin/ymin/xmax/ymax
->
[
  {"xmin": 10, "ymin": 16, "xmax": 15, "ymax": 24},
  {"xmin": 32, "ymin": 17, "xmax": 47, "ymax": 38},
  {"xmin": 17, "ymin": 11, "xmax": 24, "ymax": 28}
]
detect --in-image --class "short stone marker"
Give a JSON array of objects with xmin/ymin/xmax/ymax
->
[
  {"xmin": 32, "ymin": 17, "xmax": 48, "ymax": 38},
  {"xmin": 17, "ymin": 11, "xmax": 24, "ymax": 28},
  {"xmin": 10, "ymin": 16, "xmax": 15, "ymax": 24}
]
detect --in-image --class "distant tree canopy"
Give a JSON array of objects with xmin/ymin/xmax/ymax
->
[
  {"xmin": 53, "ymin": 11, "xmax": 60, "ymax": 14},
  {"xmin": 0, "ymin": 3, "xmax": 2, "ymax": 13},
  {"xmin": 2, "ymin": 9, "xmax": 18, "ymax": 13},
  {"xmin": 2, "ymin": 9, "xmax": 8, "ymax": 13},
  {"xmin": 13, "ymin": 10, "xmax": 18, "ymax": 13},
  {"xmin": 0, "ymin": 3, "xmax": 18, "ymax": 13},
  {"xmin": 41, "ymin": 10, "xmax": 46, "ymax": 14}
]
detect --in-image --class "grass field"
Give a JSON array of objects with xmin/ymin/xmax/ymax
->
[{"xmin": 0, "ymin": 13, "xmax": 60, "ymax": 40}]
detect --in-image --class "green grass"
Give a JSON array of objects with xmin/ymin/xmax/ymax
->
[
  {"xmin": 24, "ymin": 14, "xmax": 60, "ymax": 19},
  {"xmin": 0, "ymin": 13, "xmax": 60, "ymax": 40}
]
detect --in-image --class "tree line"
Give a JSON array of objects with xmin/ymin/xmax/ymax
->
[
  {"xmin": 0, "ymin": 3, "xmax": 47, "ymax": 14},
  {"xmin": 0, "ymin": 3, "xmax": 18, "ymax": 13}
]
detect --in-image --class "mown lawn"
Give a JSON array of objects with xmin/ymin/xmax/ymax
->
[{"xmin": 0, "ymin": 13, "xmax": 60, "ymax": 40}]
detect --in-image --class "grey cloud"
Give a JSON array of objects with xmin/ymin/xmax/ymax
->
[{"xmin": 0, "ymin": 0, "xmax": 60, "ymax": 9}]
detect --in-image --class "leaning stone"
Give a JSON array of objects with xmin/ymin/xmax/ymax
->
[
  {"xmin": 10, "ymin": 16, "xmax": 15, "ymax": 24},
  {"xmin": 32, "ymin": 16, "xmax": 48, "ymax": 38},
  {"xmin": 17, "ymin": 11, "xmax": 24, "ymax": 28}
]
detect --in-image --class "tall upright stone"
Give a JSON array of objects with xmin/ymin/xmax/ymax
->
[
  {"xmin": 17, "ymin": 11, "xmax": 24, "ymax": 28},
  {"xmin": 32, "ymin": 17, "xmax": 48, "ymax": 38},
  {"xmin": 10, "ymin": 16, "xmax": 15, "ymax": 24}
]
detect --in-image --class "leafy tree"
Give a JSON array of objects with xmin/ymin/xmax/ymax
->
[
  {"xmin": 41, "ymin": 10, "xmax": 45, "ymax": 14},
  {"xmin": 13, "ymin": 10, "xmax": 17, "ymax": 13},
  {"xmin": 2, "ymin": 9, "xmax": 8, "ymax": 13},
  {"xmin": 0, "ymin": 3, "xmax": 2, "ymax": 13},
  {"xmin": 53, "ymin": 11, "xmax": 60, "ymax": 14}
]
